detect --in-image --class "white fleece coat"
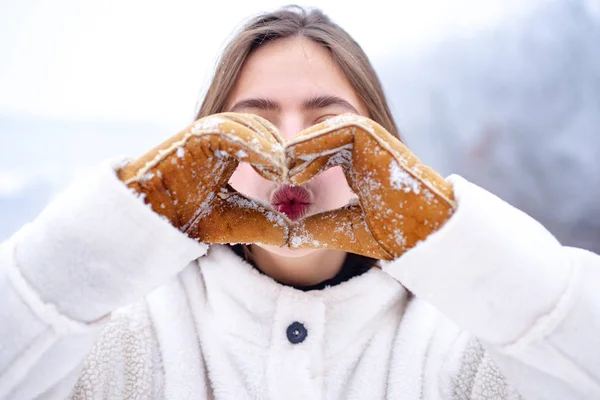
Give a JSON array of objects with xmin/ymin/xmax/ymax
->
[{"xmin": 0, "ymin": 160, "xmax": 599, "ymax": 400}]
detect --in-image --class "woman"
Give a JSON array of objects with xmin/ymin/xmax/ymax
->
[{"xmin": 1, "ymin": 6, "xmax": 599, "ymax": 400}]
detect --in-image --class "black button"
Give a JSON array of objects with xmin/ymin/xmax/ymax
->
[{"xmin": 286, "ymin": 322, "xmax": 307, "ymax": 344}]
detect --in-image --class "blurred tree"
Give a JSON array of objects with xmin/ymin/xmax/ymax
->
[{"xmin": 381, "ymin": 0, "xmax": 600, "ymax": 252}]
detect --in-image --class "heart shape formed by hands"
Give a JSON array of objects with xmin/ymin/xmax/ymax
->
[{"xmin": 119, "ymin": 113, "xmax": 456, "ymax": 261}]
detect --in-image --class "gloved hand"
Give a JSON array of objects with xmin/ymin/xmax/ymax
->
[
  {"xmin": 118, "ymin": 112, "xmax": 456, "ymax": 261},
  {"xmin": 285, "ymin": 114, "xmax": 457, "ymax": 260},
  {"xmin": 117, "ymin": 113, "xmax": 290, "ymax": 246}
]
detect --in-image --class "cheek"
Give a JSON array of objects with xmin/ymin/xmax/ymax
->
[
  {"xmin": 310, "ymin": 166, "xmax": 356, "ymax": 210},
  {"xmin": 229, "ymin": 163, "xmax": 273, "ymax": 199}
]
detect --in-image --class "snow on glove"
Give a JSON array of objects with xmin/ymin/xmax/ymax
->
[
  {"xmin": 286, "ymin": 114, "xmax": 457, "ymax": 260},
  {"xmin": 117, "ymin": 113, "xmax": 290, "ymax": 246}
]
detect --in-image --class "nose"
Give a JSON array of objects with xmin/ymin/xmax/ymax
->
[{"xmin": 277, "ymin": 113, "xmax": 307, "ymax": 142}]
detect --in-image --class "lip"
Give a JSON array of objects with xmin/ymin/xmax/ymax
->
[{"xmin": 270, "ymin": 184, "xmax": 313, "ymax": 221}]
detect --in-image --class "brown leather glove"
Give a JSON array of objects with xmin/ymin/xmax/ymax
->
[
  {"xmin": 117, "ymin": 113, "xmax": 289, "ymax": 246},
  {"xmin": 285, "ymin": 114, "xmax": 457, "ymax": 260}
]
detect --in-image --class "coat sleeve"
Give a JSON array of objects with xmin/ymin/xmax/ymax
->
[
  {"xmin": 382, "ymin": 174, "xmax": 600, "ymax": 400},
  {"xmin": 0, "ymin": 159, "xmax": 207, "ymax": 399}
]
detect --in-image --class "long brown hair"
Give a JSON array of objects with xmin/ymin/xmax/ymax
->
[
  {"xmin": 195, "ymin": 5, "xmax": 400, "ymax": 139},
  {"xmin": 195, "ymin": 5, "xmax": 401, "ymax": 273}
]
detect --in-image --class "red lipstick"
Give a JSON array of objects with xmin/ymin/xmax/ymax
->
[{"xmin": 270, "ymin": 184, "xmax": 312, "ymax": 221}]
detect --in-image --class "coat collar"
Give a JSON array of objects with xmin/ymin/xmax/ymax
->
[{"xmin": 181, "ymin": 244, "xmax": 411, "ymax": 357}]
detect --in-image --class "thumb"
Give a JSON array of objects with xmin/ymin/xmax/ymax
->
[
  {"xmin": 289, "ymin": 203, "xmax": 393, "ymax": 260},
  {"xmin": 186, "ymin": 186, "xmax": 290, "ymax": 247}
]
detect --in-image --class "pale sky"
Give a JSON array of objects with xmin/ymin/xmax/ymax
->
[{"xmin": 0, "ymin": 0, "xmax": 540, "ymax": 129}]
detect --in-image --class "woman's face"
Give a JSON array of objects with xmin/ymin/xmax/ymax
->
[{"xmin": 226, "ymin": 36, "xmax": 369, "ymax": 258}]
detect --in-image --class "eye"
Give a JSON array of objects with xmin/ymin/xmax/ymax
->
[{"xmin": 314, "ymin": 114, "xmax": 336, "ymax": 124}]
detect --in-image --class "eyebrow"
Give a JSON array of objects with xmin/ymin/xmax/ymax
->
[
  {"xmin": 303, "ymin": 95, "xmax": 359, "ymax": 113},
  {"xmin": 229, "ymin": 98, "xmax": 280, "ymax": 112},
  {"xmin": 229, "ymin": 95, "xmax": 359, "ymax": 114}
]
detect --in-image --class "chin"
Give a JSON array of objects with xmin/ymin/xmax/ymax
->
[{"xmin": 254, "ymin": 244, "xmax": 320, "ymax": 259}]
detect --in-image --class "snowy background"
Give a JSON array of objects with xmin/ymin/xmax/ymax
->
[{"xmin": 1, "ymin": 0, "xmax": 599, "ymax": 253}]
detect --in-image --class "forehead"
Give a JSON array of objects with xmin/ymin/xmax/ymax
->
[{"xmin": 227, "ymin": 36, "xmax": 363, "ymax": 109}]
